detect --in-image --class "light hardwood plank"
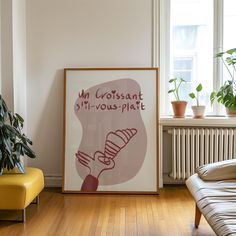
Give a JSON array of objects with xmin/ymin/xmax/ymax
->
[{"xmin": 0, "ymin": 186, "xmax": 216, "ymax": 236}]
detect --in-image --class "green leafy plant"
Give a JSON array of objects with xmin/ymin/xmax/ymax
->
[
  {"xmin": 216, "ymin": 48, "xmax": 236, "ymax": 80},
  {"xmin": 210, "ymin": 80, "xmax": 236, "ymax": 109},
  {"xmin": 211, "ymin": 48, "xmax": 236, "ymax": 110},
  {"xmin": 0, "ymin": 95, "xmax": 36, "ymax": 175},
  {"xmin": 168, "ymin": 77, "xmax": 186, "ymax": 101},
  {"xmin": 189, "ymin": 83, "xmax": 203, "ymax": 106}
]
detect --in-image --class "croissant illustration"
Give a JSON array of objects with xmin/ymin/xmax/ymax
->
[
  {"xmin": 77, "ymin": 128, "xmax": 138, "ymax": 166},
  {"xmin": 103, "ymin": 128, "xmax": 137, "ymax": 159}
]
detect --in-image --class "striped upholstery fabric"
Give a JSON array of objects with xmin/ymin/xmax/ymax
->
[
  {"xmin": 196, "ymin": 159, "xmax": 236, "ymax": 181},
  {"xmin": 186, "ymin": 174, "xmax": 236, "ymax": 236}
]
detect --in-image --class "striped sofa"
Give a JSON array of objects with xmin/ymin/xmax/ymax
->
[{"xmin": 186, "ymin": 159, "xmax": 236, "ymax": 236}]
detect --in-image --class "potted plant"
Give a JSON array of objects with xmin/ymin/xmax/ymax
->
[
  {"xmin": 168, "ymin": 77, "xmax": 187, "ymax": 118},
  {"xmin": 0, "ymin": 95, "xmax": 36, "ymax": 175},
  {"xmin": 210, "ymin": 48, "xmax": 236, "ymax": 117},
  {"xmin": 189, "ymin": 83, "xmax": 205, "ymax": 118}
]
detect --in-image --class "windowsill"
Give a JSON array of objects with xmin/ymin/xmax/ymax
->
[{"xmin": 160, "ymin": 115, "xmax": 236, "ymax": 127}]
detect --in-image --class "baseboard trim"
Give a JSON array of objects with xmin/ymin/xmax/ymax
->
[
  {"xmin": 44, "ymin": 175, "xmax": 62, "ymax": 187},
  {"xmin": 44, "ymin": 174, "xmax": 184, "ymax": 188}
]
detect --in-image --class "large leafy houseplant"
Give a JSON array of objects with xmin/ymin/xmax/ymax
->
[
  {"xmin": 210, "ymin": 48, "xmax": 236, "ymax": 115},
  {"xmin": 0, "ymin": 95, "xmax": 36, "ymax": 175}
]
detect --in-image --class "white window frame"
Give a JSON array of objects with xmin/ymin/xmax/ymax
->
[{"xmin": 159, "ymin": 0, "xmax": 224, "ymax": 116}]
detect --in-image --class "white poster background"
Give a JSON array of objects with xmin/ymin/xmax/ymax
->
[{"xmin": 64, "ymin": 69, "xmax": 157, "ymax": 192}]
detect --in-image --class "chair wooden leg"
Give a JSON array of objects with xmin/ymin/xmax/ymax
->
[{"xmin": 195, "ymin": 204, "xmax": 202, "ymax": 228}]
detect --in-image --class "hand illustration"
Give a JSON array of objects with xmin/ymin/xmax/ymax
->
[
  {"xmin": 76, "ymin": 128, "xmax": 137, "ymax": 191},
  {"xmin": 76, "ymin": 151, "xmax": 115, "ymax": 179},
  {"xmin": 76, "ymin": 151, "xmax": 115, "ymax": 191}
]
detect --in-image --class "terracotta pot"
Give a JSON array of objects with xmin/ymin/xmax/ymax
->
[
  {"xmin": 171, "ymin": 101, "xmax": 187, "ymax": 118},
  {"xmin": 191, "ymin": 106, "xmax": 205, "ymax": 119},
  {"xmin": 226, "ymin": 107, "xmax": 236, "ymax": 117}
]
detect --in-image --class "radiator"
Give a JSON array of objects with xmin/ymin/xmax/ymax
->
[{"xmin": 169, "ymin": 128, "xmax": 236, "ymax": 179}]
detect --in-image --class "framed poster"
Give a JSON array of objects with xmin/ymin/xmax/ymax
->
[{"xmin": 63, "ymin": 68, "xmax": 159, "ymax": 193}]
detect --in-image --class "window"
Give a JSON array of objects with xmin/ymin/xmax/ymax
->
[
  {"xmin": 223, "ymin": 0, "xmax": 236, "ymax": 82},
  {"xmin": 160, "ymin": 0, "xmax": 236, "ymax": 116}
]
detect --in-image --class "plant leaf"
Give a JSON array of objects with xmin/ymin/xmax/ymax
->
[
  {"xmin": 189, "ymin": 93, "xmax": 196, "ymax": 99},
  {"xmin": 168, "ymin": 89, "xmax": 175, "ymax": 93},
  {"xmin": 169, "ymin": 78, "xmax": 176, "ymax": 83},
  {"xmin": 21, "ymin": 143, "xmax": 36, "ymax": 158},
  {"xmin": 22, "ymin": 134, "xmax": 33, "ymax": 145},
  {"xmin": 16, "ymin": 162, "xmax": 25, "ymax": 173},
  {"xmin": 15, "ymin": 113, "xmax": 24, "ymax": 123},
  {"xmin": 196, "ymin": 83, "xmax": 203, "ymax": 92},
  {"xmin": 5, "ymin": 124, "xmax": 21, "ymax": 138},
  {"xmin": 210, "ymin": 91, "xmax": 217, "ymax": 105},
  {"xmin": 3, "ymin": 137, "xmax": 12, "ymax": 155},
  {"xmin": 226, "ymin": 48, "xmax": 236, "ymax": 55},
  {"xmin": 215, "ymin": 52, "xmax": 225, "ymax": 58}
]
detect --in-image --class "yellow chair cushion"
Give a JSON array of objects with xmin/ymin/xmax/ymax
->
[{"xmin": 0, "ymin": 167, "xmax": 44, "ymax": 209}]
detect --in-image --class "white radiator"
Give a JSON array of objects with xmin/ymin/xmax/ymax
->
[{"xmin": 169, "ymin": 128, "xmax": 236, "ymax": 179}]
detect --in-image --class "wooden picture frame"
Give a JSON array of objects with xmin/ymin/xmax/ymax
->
[{"xmin": 63, "ymin": 68, "xmax": 159, "ymax": 193}]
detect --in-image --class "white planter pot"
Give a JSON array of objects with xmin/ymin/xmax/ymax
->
[{"xmin": 191, "ymin": 106, "xmax": 205, "ymax": 118}]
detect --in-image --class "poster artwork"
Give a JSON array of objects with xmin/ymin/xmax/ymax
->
[
  {"xmin": 74, "ymin": 79, "xmax": 147, "ymax": 191},
  {"xmin": 63, "ymin": 68, "xmax": 158, "ymax": 193}
]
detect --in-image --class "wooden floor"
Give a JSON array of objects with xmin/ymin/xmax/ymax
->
[{"xmin": 0, "ymin": 186, "xmax": 215, "ymax": 236}]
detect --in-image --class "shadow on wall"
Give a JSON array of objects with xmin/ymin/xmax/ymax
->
[{"xmin": 27, "ymin": 69, "xmax": 64, "ymax": 178}]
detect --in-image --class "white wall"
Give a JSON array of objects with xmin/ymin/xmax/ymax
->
[{"xmin": 25, "ymin": 0, "xmax": 154, "ymax": 185}]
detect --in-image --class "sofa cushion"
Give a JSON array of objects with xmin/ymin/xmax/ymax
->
[{"xmin": 196, "ymin": 159, "xmax": 236, "ymax": 180}]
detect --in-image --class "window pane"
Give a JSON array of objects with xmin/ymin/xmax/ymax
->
[
  {"xmin": 173, "ymin": 26, "xmax": 197, "ymax": 50},
  {"xmin": 224, "ymin": 0, "xmax": 236, "ymax": 49},
  {"xmin": 169, "ymin": 0, "xmax": 214, "ymax": 115},
  {"xmin": 174, "ymin": 57, "xmax": 193, "ymax": 82},
  {"xmin": 174, "ymin": 59, "xmax": 193, "ymax": 70},
  {"xmin": 223, "ymin": 0, "xmax": 236, "ymax": 82}
]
